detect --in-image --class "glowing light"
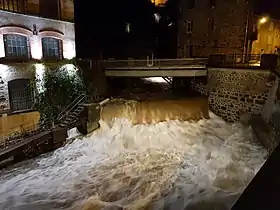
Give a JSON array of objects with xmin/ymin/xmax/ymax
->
[
  {"xmin": 154, "ymin": 13, "xmax": 161, "ymax": 23},
  {"xmin": 126, "ymin": 23, "xmax": 131, "ymax": 33},
  {"xmin": 30, "ymin": 37, "xmax": 43, "ymax": 60},
  {"xmin": 152, "ymin": 0, "xmax": 167, "ymax": 6},
  {"xmin": 259, "ymin": 17, "xmax": 268, "ymax": 24},
  {"xmin": 61, "ymin": 64, "xmax": 77, "ymax": 76},
  {"xmin": 34, "ymin": 63, "xmax": 45, "ymax": 93},
  {"xmin": 63, "ymin": 40, "xmax": 76, "ymax": 59},
  {"xmin": 0, "ymin": 64, "xmax": 9, "ymax": 79},
  {"xmin": 0, "ymin": 35, "xmax": 5, "ymax": 58},
  {"xmin": 143, "ymin": 77, "xmax": 167, "ymax": 83}
]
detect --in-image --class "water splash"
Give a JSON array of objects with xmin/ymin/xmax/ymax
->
[{"xmin": 0, "ymin": 109, "xmax": 267, "ymax": 210}]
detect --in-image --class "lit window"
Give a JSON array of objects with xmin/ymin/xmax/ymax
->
[
  {"xmin": 269, "ymin": 22, "xmax": 274, "ymax": 32},
  {"xmin": 42, "ymin": 37, "xmax": 62, "ymax": 59},
  {"xmin": 208, "ymin": 17, "xmax": 214, "ymax": 31},
  {"xmin": 185, "ymin": 20, "xmax": 193, "ymax": 33},
  {"xmin": 267, "ymin": 36, "xmax": 273, "ymax": 45},
  {"xmin": 3, "ymin": 34, "xmax": 29, "ymax": 58}
]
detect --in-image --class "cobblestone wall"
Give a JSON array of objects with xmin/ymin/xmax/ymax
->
[
  {"xmin": 177, "ymin": 0, "xmax": 254, "ymax": 57},
  {"xmin": 191, "ymin": 68, "xmax": 271, "ymax": 122}
]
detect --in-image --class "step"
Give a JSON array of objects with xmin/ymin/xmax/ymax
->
[
  {"xmin": 76, "ymin": 107, "xmax": 84, "ymax": 112},
  {"xmin": 68, "ymin": 114, "xmax": 79, "ymax": 120},
  {"xmin": 59, "ymin": 123, "xmax": 67, "ymax": 127}
]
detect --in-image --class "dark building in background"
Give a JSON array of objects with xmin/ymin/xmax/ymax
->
[
  {"xmin": 74, "ymin": 0, "xmax": 180, "ymax": 60},
  {"xmin": 177, "ymin": 0, "xmax": 257, "ymax": 58},
  {"xmin": 74, "ymin": 0, "xmax": 158, "ymax": 60}
]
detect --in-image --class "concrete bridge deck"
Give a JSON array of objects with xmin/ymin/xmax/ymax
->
[{"xmin": 103, "ymin": 58, "xmax": 208, "ymax": 77}]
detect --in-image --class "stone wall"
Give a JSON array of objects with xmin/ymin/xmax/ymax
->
[
  {"xmin": 177, "ymin": 0, "xmax": 254, "ymax": 57},
  {"xmin": 191, "ymin": 68, "xmax": 271, "ymax": 122}
]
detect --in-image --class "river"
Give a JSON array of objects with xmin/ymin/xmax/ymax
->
[{"xmin": 0, "ymin": 78, "xmax": 268, "ymax": 210}]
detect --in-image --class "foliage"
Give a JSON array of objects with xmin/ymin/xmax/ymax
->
[{"xmin": 34, "ymin": 64, "xmax": 86, "ymax": 124}]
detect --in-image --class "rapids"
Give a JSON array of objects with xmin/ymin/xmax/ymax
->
[{"xmin": 0, "ymin": 99, "xmax": 267, "ymax": 210}]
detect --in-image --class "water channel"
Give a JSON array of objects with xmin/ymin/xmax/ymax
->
[{"xmin": 0, "ymin": 78, "xmax": 267, "ymax": 210}]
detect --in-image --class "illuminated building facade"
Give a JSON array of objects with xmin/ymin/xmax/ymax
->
[
  {"xmin": 251, "ymin": 16, "xmax": 280, "ymax": 54},
  {"xmin": 0, "ymin": 0, "xmax": 75, "ymax": 114}
]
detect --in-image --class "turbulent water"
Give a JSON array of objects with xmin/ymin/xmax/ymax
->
[{"xmin": 0, "ymin": 99, "xmax": 267, "ymax": 210}]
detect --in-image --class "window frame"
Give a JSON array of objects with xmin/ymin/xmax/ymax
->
[
  {"xmin": 3, "ymin": 33, "xmax": 30, "ymax": 59},
  {"xmin": 185, "ymin": 20, "xmax": 193, "ymax": 34},
  {"xmin": 208, "ymin": 17, "xmax": 214, "ymax": 31},
  {"xmin": 41, "ymin": 37, "xmax": 63, "ymax": 60}
]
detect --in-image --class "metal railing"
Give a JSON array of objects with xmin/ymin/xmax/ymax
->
[
  {"xmin": 0, "ymin": 94, "xmax": 87, "ymax": 150},
  {"xmin": 103, "ymin": 58, "xmax": 208, "ymax": 69},
  {"xmin": 57, "ymin": 93, "xmax": 86, "ymax": 122},
  {"xmin": 208, "ymin": 54, "xmax": 262, "ymax": 68}
]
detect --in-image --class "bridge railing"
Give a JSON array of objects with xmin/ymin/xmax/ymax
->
[
  {"xmin": 103, "ymin": 58, "xmax": 208, "ymax": 69},
  {"xmin": 208, "ymin": 54, "xmax": 262, "ymax": 68}
]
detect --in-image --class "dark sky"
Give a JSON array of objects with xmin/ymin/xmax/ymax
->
[{"xmin": 254, "ymin": 0, "xmax": 280, "ymax": 18}]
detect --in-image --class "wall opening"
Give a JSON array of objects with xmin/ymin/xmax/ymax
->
[{"xmin": 8, "ymin": 79, "xmax": 34, "ymax": 112}]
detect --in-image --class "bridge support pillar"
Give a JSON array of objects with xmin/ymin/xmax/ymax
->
[
  {"xmin": 172, "ymin": 77, "xmax": 192, "ymax": 94},
  {"xmin": 77, "ymin": 103, "xmax": 100, "ymax": 135}
]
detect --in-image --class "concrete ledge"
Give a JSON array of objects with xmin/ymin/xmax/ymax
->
[{"xmin": 105, "ymin": 69, "xmax": 207, "ymax": 77}]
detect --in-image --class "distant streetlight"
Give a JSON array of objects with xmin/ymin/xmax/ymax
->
[
  {"xmin": 154, "ymin": 13, "xmax": 161, "ymax": 23},
  {"xmin": 259, "ymin": 17, "xmax": 268, "ymax": 24}
]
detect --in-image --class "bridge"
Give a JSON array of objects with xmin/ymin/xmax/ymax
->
[{"xmin": 103, "ymin": 58, "xmax": 208, "ymax": 77}]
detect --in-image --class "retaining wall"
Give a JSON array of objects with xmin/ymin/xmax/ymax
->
[{"xmin": 191, "ymin": 68, "xmax": 271, "ymax": 122}]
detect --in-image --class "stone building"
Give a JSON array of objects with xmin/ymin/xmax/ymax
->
[
  {"xmin": 177, "ymin": 0, "xmax": 257, "ymax": 58},
  {"xmin": 0, "ymin": 0, "xmax": 75, "ymax": 115},
  {"xmin": 251, "ymin": 16, "xmax": 280, "ymax": 55}
]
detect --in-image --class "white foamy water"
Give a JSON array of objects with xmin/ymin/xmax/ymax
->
[{"xmin": 0, "ymin": 113, "xmax": 267, "ymax": 210}]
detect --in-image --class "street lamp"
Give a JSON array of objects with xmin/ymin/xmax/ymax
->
[{"xmin": 259, "ymin": 17, "xmax": 268, "ymax": 24}]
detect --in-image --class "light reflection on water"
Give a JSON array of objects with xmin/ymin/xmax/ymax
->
[{"xmin": 0, "ymin": 100, "xmax": 267, "ymax": 210}]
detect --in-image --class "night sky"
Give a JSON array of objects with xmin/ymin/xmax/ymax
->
[
  {"xmin": 74, "ymin": 0, "xmax": 280, "ymax": 59},
  {"xmin": 254, "ymin": 0, "xmax": 280, "ymax": 18}
]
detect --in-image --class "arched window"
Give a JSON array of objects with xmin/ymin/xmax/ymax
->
[
  {"xmin": 8, "ymin": 79, "xmax": 33, "ymax": 112},
  {"xmin": 42, "ymin": 37, "xmax": 62, "ymax": 59},
  {"xmin": 3, "ymin": 34, "xmax": 29, "ymax": 58}
]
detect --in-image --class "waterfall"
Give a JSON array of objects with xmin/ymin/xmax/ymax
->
[{"xmin": 261, "ymin": 76, "xmax": 279, "ymax": 123}]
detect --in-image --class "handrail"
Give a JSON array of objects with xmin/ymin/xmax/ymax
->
[
  {"xmin": 57, "ymin": 93, "xmax": 86, "ymax": 121},
  {"xmin": 0, "ymin": 94, "xmax": 88, "ymax": 150},
  {"xmin": 103, "ymin": 58, "xmax": 208, "ymax": 62},
  {"xmin": 57, "ymin": 94, "xmax": 86, "ymax": 122}
]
